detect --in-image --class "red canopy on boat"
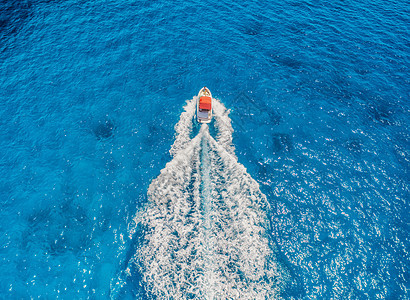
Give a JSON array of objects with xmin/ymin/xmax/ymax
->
[{"xmin": 199, "ymin": 96, "xmax": 212, "ymax": 110}]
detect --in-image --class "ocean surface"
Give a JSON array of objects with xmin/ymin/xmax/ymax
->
[{"xmin": 0, "ymin": 0, "xmax": 408, "ymax": 299}]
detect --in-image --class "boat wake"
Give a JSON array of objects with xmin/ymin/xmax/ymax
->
[{"xmin": 114, "ymin": 97, "xmax": 283, "ymax": 299}]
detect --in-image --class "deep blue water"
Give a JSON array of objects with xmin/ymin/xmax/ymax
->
[{"xmin": 0, "ymin": 0, "xmax": 409, "ymax": 298}]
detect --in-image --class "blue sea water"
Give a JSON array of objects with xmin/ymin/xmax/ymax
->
[{"xmin": 0, "ymin": 0, "xmax": 409, "ymax": 298}]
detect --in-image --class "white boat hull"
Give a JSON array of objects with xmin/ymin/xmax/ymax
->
[{"xmin": 197, "ymin": 87, "xmax": 212, "ymax": 123}]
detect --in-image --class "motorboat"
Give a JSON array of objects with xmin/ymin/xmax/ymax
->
[{"xmin": 197, "ymin": 87, "xmax": 212, "ymax": 123}]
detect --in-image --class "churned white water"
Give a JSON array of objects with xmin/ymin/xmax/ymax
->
[{"xmin": 126, "ymin": 98, "xmax": 283, "ymax": 299}]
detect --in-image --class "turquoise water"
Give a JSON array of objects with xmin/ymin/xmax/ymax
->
[{"xmin": 0, "ymin": 0, "xmax": 408, "ymax": 298}]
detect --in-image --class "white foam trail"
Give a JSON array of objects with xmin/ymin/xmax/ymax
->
[
  {"xmin": 129, "ymin": 98, "xmax": 282, "ymax": 299},
  {"xmin": 169, "ymin": 97, "xmax": 196, "ymax": 157},
  {"xmin": 213, "ymin": 99, "xmax": 236, "ymax": 157}
]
